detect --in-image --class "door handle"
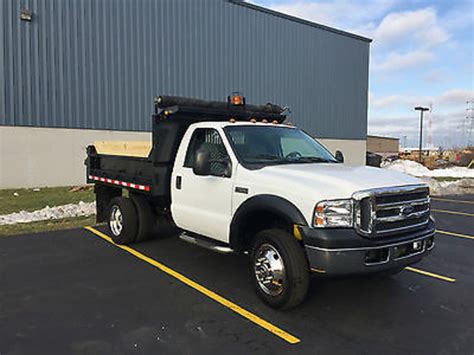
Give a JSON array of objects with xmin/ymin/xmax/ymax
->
[{"xmin": 176, "ymin": 176, "xmax": 182, "ymax": 190}]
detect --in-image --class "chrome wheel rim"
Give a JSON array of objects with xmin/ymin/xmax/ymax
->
[
  {"xmin": 254, "ymin": 244, "xmax": 286, "ymax": 296},
  {"xmin": 109, "ymin": 206, "xmax": 123, "ymax": 236}
]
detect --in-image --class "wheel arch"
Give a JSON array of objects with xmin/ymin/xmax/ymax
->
[{"xmin": 229, "ymin": 194, "xmax": 308, "ymax": 252}]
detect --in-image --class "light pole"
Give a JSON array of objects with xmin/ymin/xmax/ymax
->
[{"xmin": 415, "ymin": 106, "xmax": 429, "ymax": 163}]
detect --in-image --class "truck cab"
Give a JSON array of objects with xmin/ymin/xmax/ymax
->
[{"xmin": 86, "ymin": 95, "xmax": 435, "ymax": 309}]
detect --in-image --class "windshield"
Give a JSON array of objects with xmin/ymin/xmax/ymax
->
[{"xmin": 224, "ymin": 126, "xmax": 338, "ymax": 166}]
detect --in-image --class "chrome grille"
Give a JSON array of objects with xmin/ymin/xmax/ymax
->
[{"xmin": 353, "ymin": 185, "xmax": 430, "ymax": 237}]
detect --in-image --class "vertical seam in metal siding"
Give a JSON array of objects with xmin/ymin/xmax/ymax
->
[
  {"xmin": 0, "ymin": 0, "xmax": 6, "ymax": 123},
  {"xmin": 58, "ymin": 0, "xmax": 65, "ymax": 127},
  {"xmin": 15, "ymin": 0, "xmax": 22, "ymax": 124},
  {"xmin": 5, "ymin": 0, "xmax": 14, "ymax": 124},
  {"xmin": 87, "ymin": 0, "xmax": 95, "ymax": 130},
  {"xmin": 71, "ymin": 0, "xmax": 79, "ymax": 128},
  {"xmin": 49, "ymin": 0, "xmax": 58, "ymax": 127},
  {"xmin": 24, "ymin": 0, "xmax": 32, "ymax": 124},
  {"xmin": 98, "ymin": 0, "xmax": 107, "ymax": 130}
]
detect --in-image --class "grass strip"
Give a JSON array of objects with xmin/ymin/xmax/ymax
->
[
  {"xmin": 0, "ymin": 216, "xmax": 97, "ymax": 237},
  {"xmin": 0, "ymin": 186, "xmax": 94, "ymax": 215}
]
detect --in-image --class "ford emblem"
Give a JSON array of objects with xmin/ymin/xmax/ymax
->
[{"xmin": 400, "ymin": 205, "xmax": 415, "ymax": 216}]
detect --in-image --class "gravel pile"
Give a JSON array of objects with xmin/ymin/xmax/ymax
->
[{"xmin": 0, "ymin": 201, "xmax": 96, "ymax": 226}]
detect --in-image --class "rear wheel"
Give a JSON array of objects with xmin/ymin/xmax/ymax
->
[
  {"xmin": 130, "ymin": 194, "xmax": 156, "ymax": 242},
  {"xmin": 250, "ymin": 228, "xmax": 309, "ymax": 310},
  {"xmin": 108, "ymin": 197, "xmax": 138, "ymax": 245}
]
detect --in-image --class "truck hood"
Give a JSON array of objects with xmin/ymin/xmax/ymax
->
[{"xmin": 251, "ymin": 163, "xmax": 423, "ymax": 199}]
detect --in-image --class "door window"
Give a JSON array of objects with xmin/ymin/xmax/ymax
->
[{"xmin": 184, "ymin": 128, "xmax": 231, "ymax": 176}]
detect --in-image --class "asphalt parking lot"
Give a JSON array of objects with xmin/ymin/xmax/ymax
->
[{"xmin": 1, "ymin": 195, "xmax": 473, "ymax": 355}]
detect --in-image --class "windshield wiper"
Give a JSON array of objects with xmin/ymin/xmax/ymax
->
[
  {"xmin": 253, "ymin": 154, "xmax": 284, "ymax": 161},
  {"xmin": 290, "ymin": 156, "xmax": 335, "ymax": 163},
  {"xmin": 247, "ymin": 154, "xmax": 334, "ymax": 165}
]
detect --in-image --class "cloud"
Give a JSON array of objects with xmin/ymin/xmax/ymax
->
[
  {"xmin": 369, "ymin": 111, "xmax": 467, "ymax": 148},
  {"xmin": 440, "ymin": 1, "xmax": 474, "ymax": 33},
  {"xmin": 262, "ymin": 2, "xmax": 449, "ymax": 49},
  {"xmin": 372, "ymin": 50, "xmax": 435, "ymax": 73},
  {"xmin": 261, "ymin": 0, "xmax": 395, "ymax": 34},
  {"xmin": 423, "ymin": 69, "xmax": 445, "ymax": 83},
  {"xmin": 368, "ymin": 8, "xmax": 449, "ymax": 74},
  {"xmin": 263, "ymin": 1, "xmax": 450, "ymax": 77},
  {"xmin": 371, "ymin": 8, "xmax": 449, "ymax": 48},
  {"xmin": 371, "ymin": 89, "xmax": 474, "ymax": 109},
  {"xmin": 369, "ymin": 112, "xmax": 463, "ymax": 130},
  {"xmin": 438, "ymin": 89, "xmax": 474, "ymax": 105}
]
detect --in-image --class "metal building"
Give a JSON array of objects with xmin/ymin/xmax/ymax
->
[
  {"xmin": 367, "ymin": 135, "xmax": 400, "ymax": 158},
  {"xmin": 0, "ymin": 0, "xmax": 371, "ymax": 188}
]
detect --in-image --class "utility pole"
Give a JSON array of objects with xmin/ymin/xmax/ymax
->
[
  {"xmin": 428, "ymin": 103, "xmax": 433, "ymax": 147},
  {"xmin": 415, "ymin": 106, "xmax": 429, "ymax": 163}
]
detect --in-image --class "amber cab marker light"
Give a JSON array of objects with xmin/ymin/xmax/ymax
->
[
  {"xmin": 250, "ymin": 118, "xmax": 257, "ymax": 123},
  {"xmin": 229, "ymin": 117, "xmax": 236, "ymax": 123},
  {"xmin": 232, "ymin": 95, "xmax": 242, "ymax": 105}
]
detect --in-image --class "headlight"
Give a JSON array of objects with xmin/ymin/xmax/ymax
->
[{"xmin": 314, "ymin": 199, "xmax": 353, "ymax": 228}]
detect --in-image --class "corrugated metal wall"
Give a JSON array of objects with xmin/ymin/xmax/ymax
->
[{"xmin": 0, "ymin": 0, "xmax": 370, "ymax": 139}]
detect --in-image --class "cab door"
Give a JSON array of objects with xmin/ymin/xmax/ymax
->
[{"xmin": 171, "ymin": 127, "xmax": 234, "ymax": 243}]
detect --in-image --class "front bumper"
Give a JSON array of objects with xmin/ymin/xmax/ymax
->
[{"xmin": 300, "ymin": 220, "xmax": 435, "ymax": 276}]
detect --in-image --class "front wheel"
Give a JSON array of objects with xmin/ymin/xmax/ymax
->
[{"xmin": 250, "ymin": 229, "xmax": 309, "ymax": 310}]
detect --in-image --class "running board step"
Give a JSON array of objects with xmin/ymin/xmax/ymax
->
[{"xmin": 179, "ymin": 232, "xmax": 234, "ymax": 254}]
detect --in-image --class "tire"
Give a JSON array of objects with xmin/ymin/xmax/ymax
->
[
  {"xmin": 130, "ymin": 194, "xmax": 155, "ymax": 242},
  {"xmin": 108, "ymin": 197, "xmax": 138, "ymax": 245},
  {"xmin": 250, "ymin": 228, "xmax": 309, "ymax": 310}
]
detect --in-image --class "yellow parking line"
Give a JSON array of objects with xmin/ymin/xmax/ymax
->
[
  {"xmin": 405, "ymin": 266, "xmax": 456, "ymax": 283},
  {"xmin": 431, "ymin": 209, "xmax": 474, "ymax": 217},
  {"xmin": 436, "ymin": 229, "xmax": 474, "ymax": 240},
  {"xmin": 432, "ymin": 197, "xmax": 474, "ymax": 205},
  {"xmin": 84, "ymin": 226, "xmax": 300, "ymax": 345}
]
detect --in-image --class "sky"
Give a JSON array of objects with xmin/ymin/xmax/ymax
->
[{"xmin": 252, "ymin": 0, "xmax": 474, "ymax": 148}]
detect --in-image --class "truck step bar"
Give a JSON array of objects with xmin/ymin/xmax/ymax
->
[{"xmin": 179, "ymin": 232, "xmax": 234, "ymax": 254}]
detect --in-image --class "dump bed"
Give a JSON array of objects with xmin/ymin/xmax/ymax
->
[{"xmin": 86, "ymin": 146, "xmax": 154, "ymax": 190}]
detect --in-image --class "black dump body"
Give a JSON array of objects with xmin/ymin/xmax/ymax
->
[{"xmin": 85, "ymin": 95, "xmax": 287, "ymax": 209}]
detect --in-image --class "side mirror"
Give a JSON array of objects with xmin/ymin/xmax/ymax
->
[
  {"xmin": 335, "ymin": 150, "xmax": 344, "ymax": 163},
  {"xmin": 193, "ymin": 149, "xmax": 211, "ymax": 176}
]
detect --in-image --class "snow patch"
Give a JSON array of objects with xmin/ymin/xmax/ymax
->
[
  {"xmin": 382, "ymin": 160, "xmax": 474, "ymax": 178},
  {"xmin": 381, "ymin": 160, "xmax": 474, "ymax": 195},
  {"xmin": 0, "ymin": 201, "xmax": 96, "ymax": 226},
  {"xmin": 422, "ymin": 178, "xmax": 474, "ymax": 196}
]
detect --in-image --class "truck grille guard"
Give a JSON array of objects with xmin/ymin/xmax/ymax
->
[{"xmin": 352, "ymin": 184, "xmax": 431, "ymax": 237}]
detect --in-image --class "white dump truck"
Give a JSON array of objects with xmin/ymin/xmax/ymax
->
[{"xmin": 86, "ymin": 94, "xmax": 435, "ymax": 309}]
